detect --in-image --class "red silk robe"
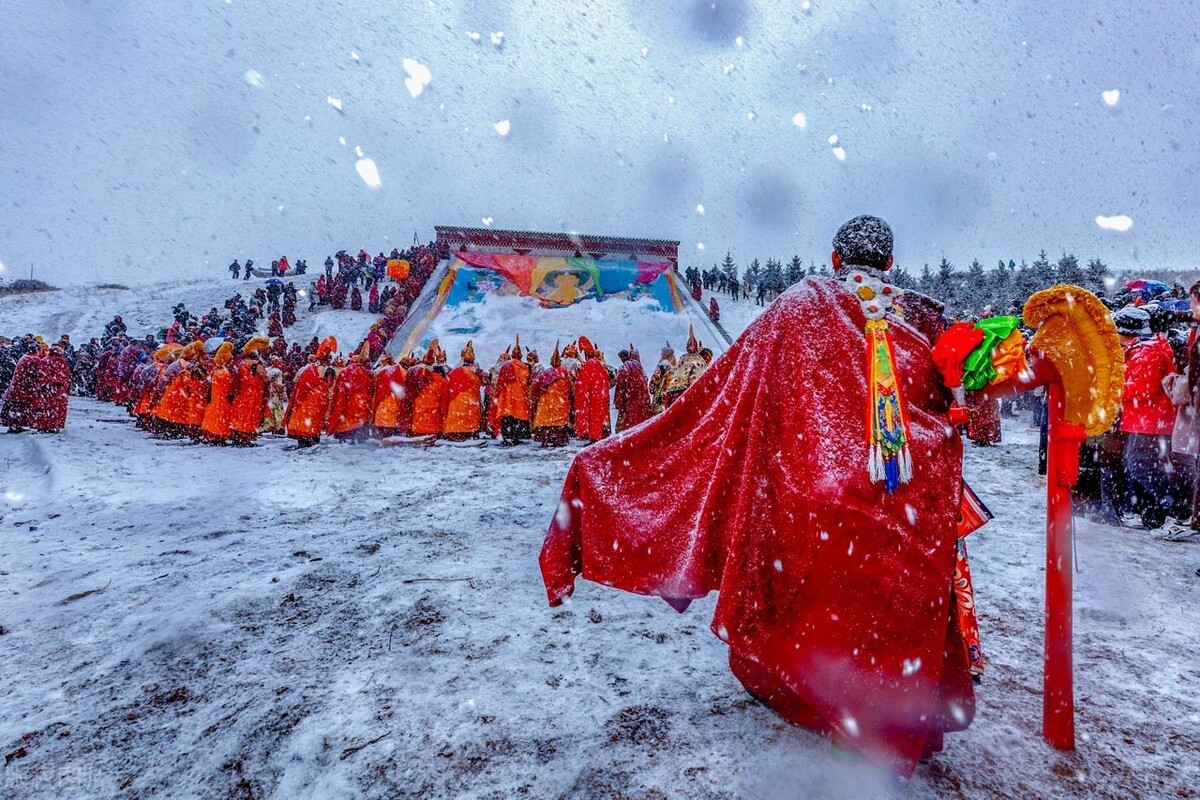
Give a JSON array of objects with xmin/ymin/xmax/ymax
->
[
  {"xmin": 444, "ymin": 365, "xmax": 484, "ymax": 436},
  {"xmin": 327, "ymin": 363, "xmax": 373, "ymax": 435},
  {"xmin": 372, "ymin": 364, "xmax": 407, "ymax": 431},
  {"xmin": 284, "ymin": 363, "xmax": 334, "ymax": 439},
  {"xmin": 573, "ymin": 358, "xmax": 610, "ymax": 440},
  {"xmin": 613, "ymin": 357, "xmax": 652, "ymax": 433},
  {"xmin": 539, "ymin": 276, "xmax": 973, "ymax": 777}
]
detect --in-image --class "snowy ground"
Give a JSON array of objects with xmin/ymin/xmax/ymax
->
[
  {"xmin": 1, "ymin": 401, "xmax": 1198, "ymax": 798},
  {"xmin": 2, "ymin": 281, "xmax": 1199, "ymax": 798}
]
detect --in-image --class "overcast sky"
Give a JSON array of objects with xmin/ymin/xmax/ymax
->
[{"xmin": 2, "ymin": 0, "xmax": 1198, "ymax": 285}]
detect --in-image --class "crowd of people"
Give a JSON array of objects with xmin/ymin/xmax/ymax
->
[
  {"xmin": 7, "ymin": 240, "xmax": 1200, "ymax": 541},
  {"xmin": 1080, "ymin": 285, "xmax": 1200, "ymax": 540}
]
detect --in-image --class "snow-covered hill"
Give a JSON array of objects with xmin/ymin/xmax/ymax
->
[{"xmin": 0, "ymin": 277, "xmax": 380, "ymax": 352}]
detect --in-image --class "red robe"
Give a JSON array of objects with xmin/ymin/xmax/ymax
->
[
  {"xmin": 327, "ymin": 363, "xmax": 373, "ymax": 434},
  {"xmin": 613, "ymin": 357, "xmax": 652, "ymax": 433},
  {"xmin": 445, "ymin": 365, "xmax": 484, "ymax": 436},
  {"xmin": 2, "ymin": 353, "xmax": 70, "ymax": 431},
  {"xmin": 284, "ymin": 363, "xmax": 335, "ymax": 439},
  {"xmin": 539, "ymin": 276, "xmax": 973, "ymax": 777},
  {"xmin": 372, "ymin": 364, "xmax": 407, "ymax": 431},
  {"xmin": 573, "ymin": 358, "xmax": 610, "ymax": 440}
]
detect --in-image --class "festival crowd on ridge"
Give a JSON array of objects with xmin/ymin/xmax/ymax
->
[{"xmin": 4, "ymin": 244, "xmax": 1200, "ymax": 541}]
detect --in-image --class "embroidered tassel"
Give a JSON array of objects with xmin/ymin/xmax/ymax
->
[
  {"xmin": 869, "ymin": 444, "xmax": 885, "ymax": 482},
  {"xmin": 898, "ymin": 444, "xmax": 913, "ymax": 484}
]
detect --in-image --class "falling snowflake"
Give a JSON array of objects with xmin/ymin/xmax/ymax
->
[
  {"xmin": 326, "ymin": 96, "xmax": 343, "ymax": 111},
  {"xmin": 0, "ymin": 258, "xmax": 6, "ymax": 274},
  {"xmin": 1102, "ymin": 89, "xmax": 1120, "ymax": 107},
  {"xmin": 832, "ymin": 146, "xmax": 846, "ymax": 161},
  {"xmin": 243, "ymin": 70, "xmax": 265, "ymax": 87},
  {"xmin": 481, "ymin": 217, "xmax": 494, "ymax": 226},
  {"xmin": 902, "ymin": 657, "xmax": 923, "ymax": 676},
  {"xmin": 827, "ymin": 134, "xmax": 839, "ymax": 145},
  {"xmin": 696, "ymin": 243, "xmax": 705, "ymax": 251},
  {"xmin": 791, "ymin": 112, "xmax": 807, "ymax": 128},
  {"xmin": 350, "ymin": 51, "xmax": 361, "ymax": 62},
  {"xmin": 1096, "ymin": 214, "xmax": 1133, "ymax": 232},
  {"xmin": 493, "ymin": 119, "xmax": 511, "ymax": 136},
  {"xmin": 402, "ymin": 58, "xmax": 432, "ymax": 99},
  {"xmin": 467, "ymin": 31, "xmax": 481, "ymax": 42},
  {"xmin": 695, "ymin": 204, "xmax": 705, "ymax": 214},
  {"xmin": 355, "ymin": 159, "xmax": 380, "ymax": 188},
  {"xmin": 490, "ymin": 32, "xmax": 505, "ymax": 46}
]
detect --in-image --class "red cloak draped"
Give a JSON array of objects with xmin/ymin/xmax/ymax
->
[
  {"xmin": 327, "ymin": 363, "xmax": 373, "ymax": 434},
  {"xmin": 539, "ymin": 276, "xmax": 973, "ymax": 777},
  {"xmin": 613, "ymin": 357, "xmax": 652, "ymax": 432},
  {"xmin": 2, "ymin": 353, "xmax": 69, "ymax": 430},
  {"xmin": 573, "ymin": 358, "xmax": 609, "ymax": 440}
]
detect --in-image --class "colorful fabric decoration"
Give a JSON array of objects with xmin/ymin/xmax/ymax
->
[
  {"xmin": 954, "ymin": 538, "xmax": 985, "ymax": 678},
  {"xmin": 932, "ymin": 322, "xmax": 986, "ymax": 388},
  {"xmin": 957, "ymin": 480, "xmax": 994, "ymax": 538},
  {"xmin": 865, "ymin": 318, "xmax": 914, "ymax": 492},
  {"xmin": 961, "ymin": 316, "xmax": 1022, "ymax": 390},
  {"xmin": 990, "ymin": 329, "xmax": 1029, "ymax": 385}
]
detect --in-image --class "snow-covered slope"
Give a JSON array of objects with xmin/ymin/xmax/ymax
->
[
  {"xmin": 4, "ymin": 2, "xmax": 1195, "ymax": 287},
  {"xmin": 0, "ymin": 277, "xmax": 379, "ymax": 352}
]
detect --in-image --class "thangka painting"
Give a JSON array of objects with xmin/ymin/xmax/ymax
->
[{"xmin": 448, "ymin": 252, "xmax": 677, "ymax": 309}]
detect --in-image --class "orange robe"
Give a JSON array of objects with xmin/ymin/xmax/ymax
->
[
  {"xmin": 327, "ymin": 363, "xmax": 373, "ymax": 434},
  {"xmin": 372, "ymin": 364, "xmax": 407, "ymax": 430},
  {"xmin": 410, "ymin": 368, "xmax": 450, "ymax": 436},
  {"xmin": 444, "ymin": 366, "xmax": 484, "ymax": 436},
  {"xmin": 495, "ymin": 359, "xmax": 531, "ymax": 422},
  {"xmin": 573, "ymin": 358, "xmax": 610, "ymax": 440},
  {"xmin": 200, "ymin": 365, "xmax": 234, "ymax": 439},
  {"xmin": 533, "ymin": 368, "xmax": 572, "ymax": 429},
  {"xmin": 186, "ymin": 366, "xmax": 208, "ymax": 429},
  {"xmin": 134, "ymin": 364, "xmax": 166, "ymax": 416},
  {"xmin": 153, "ymin": 360, "xmax": 198, "ymax": 426},
  {"xmin": 284, "ymin": 363, "xmax": 334, "ymax": 439},
  {"xmin": 229, "ymin": 359, "xmax": 269, "ymax": 435}
]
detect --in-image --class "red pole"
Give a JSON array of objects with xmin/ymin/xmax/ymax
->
[{"xmin": 1043, "ymin": 381, "xmax": 1081, "ymax": 750}]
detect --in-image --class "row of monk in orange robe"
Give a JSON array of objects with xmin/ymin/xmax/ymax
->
[
  {"xmin": 278, "ymin": 335, "xmax": 661, "ymax": 448},
  {"xmin": 110, "ymin": 328, "xmax": 713, "ymax": 449},
  {"xmin": 121, "ymin": 337, "xmax": 289, "ymax": 444}
]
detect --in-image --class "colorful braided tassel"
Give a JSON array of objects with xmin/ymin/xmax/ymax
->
[{"xmin": 864, "ymin": 319, "xmax": 914, "ymax": 492}]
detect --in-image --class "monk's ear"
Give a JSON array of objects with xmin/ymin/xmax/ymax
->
[{"xmin": 886, "ymin": 255, "xmax": 894, "ymax": 271}]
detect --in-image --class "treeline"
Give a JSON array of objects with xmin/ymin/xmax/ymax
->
[{"xmin": 703, "ymin": 250, "xmax": 1131, "ymax": 315}]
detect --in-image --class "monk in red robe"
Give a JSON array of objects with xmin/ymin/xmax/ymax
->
[
  {"xmin": 327, "ymin": 343, "xmax": 374, "ymax": 443},
  {"xmin": 531, "ymin": 343, "xmax": 572, "ymax": 447},
  {"xmin": 1, "ymin": 344, "xmax": 71, "ymax": 433},
  {"xmin": 572, "ymin": 336, "xmax": 609, "ymax": 443},
  {"xmin": 444, "ymin": 342, "xmax": 484, "ymax": 441},
  {"xmin": 405, "ymin": 340, "xmax": 450, "ymax": 437},
  {"xmin": 283, "ymin": 337, "xmax": 336, "ymax": 447},
  {"xmin": 613, "ymin": 346, "xmax": 651, "ymax": 433},
  {"xmin": 540, "ymin": 216, "xmax": 975, "ymax": 777},
  {"xmin": 371, "ymin": 354, "xmax": 406, "ymax": 439},
  {"xmin": 199, "ymin": 342, "xmax": 235, "ymax": 444},
  {"xmin": 229, "ymin": 338, "xmax": 271, "ymax": 446},
  {"xmin": 494, "ymin": 341, "xmax": 532, "ymax": 445}
]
